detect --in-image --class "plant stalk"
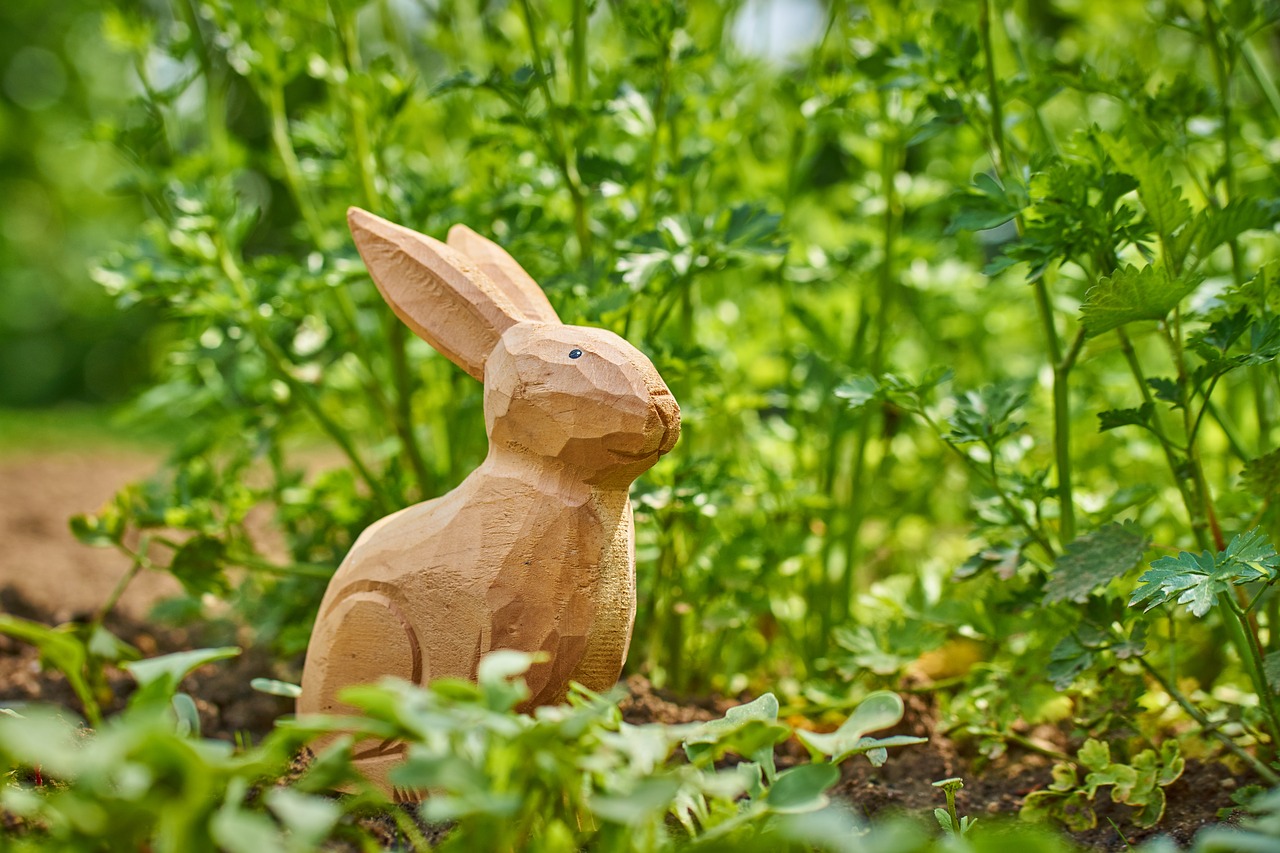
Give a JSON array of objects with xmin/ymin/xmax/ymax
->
[{"xmin": 1137, "ymin": 655, "xmax": 1280, "ymax": 784}]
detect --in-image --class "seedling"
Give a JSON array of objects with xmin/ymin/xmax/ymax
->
[{"xmin": 932, "ymin": 777, "xmax": 976, "ymax": 838}]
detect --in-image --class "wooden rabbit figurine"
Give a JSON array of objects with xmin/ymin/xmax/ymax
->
[{"xmin": 297, "ymin": 208, "xmax": 680, "ymax": 794}]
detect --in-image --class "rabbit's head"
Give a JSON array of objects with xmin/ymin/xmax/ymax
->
[{"xmin": 348, "ymin": 208, "xmax": 680, "ymax": 488}]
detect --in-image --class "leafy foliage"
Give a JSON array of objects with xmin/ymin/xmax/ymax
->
[
  {"xmin": 1022, "ymin": 739, "xmax": 1185, "ymax": 830},
  {"xmin": 1131, "ymin": 530, "xmax": 1280, "ymax": 617},
  {"xmin": 1043, "ymin": 522, "xmax": 1151, "ymax": 605}
]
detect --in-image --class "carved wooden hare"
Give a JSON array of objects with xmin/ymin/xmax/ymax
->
[{"xmin": 297, "ymin": 208, "xmax": 680, "ymax": 792}]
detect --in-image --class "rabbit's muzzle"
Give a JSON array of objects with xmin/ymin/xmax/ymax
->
[{"xmin": 651, "ymin": 389, "xmax": 680, "ymax": 455}]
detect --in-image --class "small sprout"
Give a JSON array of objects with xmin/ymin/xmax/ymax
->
[{"xmin": 933, "ymin": 777, "xmax": 977, "ymax": 838}]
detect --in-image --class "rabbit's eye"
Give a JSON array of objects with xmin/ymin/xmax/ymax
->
[{"xmin": 569, "ymin": 348, "xmax": 583, "ymax": 359}]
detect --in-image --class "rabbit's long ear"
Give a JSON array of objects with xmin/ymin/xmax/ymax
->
[
  {"xmin": 447, "ymin": 224, "xmax": 560, "ymax": 325},
  {"xmin": 348, "ymin": 208, "xmax": 524, "ymax": 381}
]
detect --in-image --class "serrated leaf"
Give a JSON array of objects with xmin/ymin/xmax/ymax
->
[
  {"xmin": 1130, "ymin": 530, "xmax": 1278, "ymax": 617},
  {"xmin": 1098, "ymin": 403, "xmax": 1154, "ymax": 432},
  {"xmin": 1048, "ymin": 634, "xmax": 1094, "ymax": 689},
  {"xmin": 1239, "ymin": 317, "xmax": 1280, "ymax": 366},
  {"xmin": 1147, "ymin": 377, "xmax": 1181, "ymax": 405},
  {"xmin": 1102, "ymin": 137, "xmax": 1191, "ymax": 239},
  {"xmin": 1223, "ymin": 528, "xmax": 1280, "ymax": 580},
  {"xmin": 955, "ymin": 543, "xmax": 1023, "ymax": 580},
  {"xmin": 1197, "ymin": 198, "xmax": 1279, "ymax": 257},
  {"xmin": 834, "ymin": 375, "xmax": 879, "ymax": 409},
  {"xmin": 1043, "ymin": 521, "xmax": 1150, "ymax": 604},
  {"xmin": 1201, "ymin": 308, "xmax": 1251, "ymax": 352},
  {"xmin": 948, "ymin": 382, "xmax": 1027, "ymax": 445},
  {"xmin": 1081, "ymin": 265, "xmax": 1202, "ymax": 337},
  {"xmin": 1144, "ymin": 175, "xmax": 1192, "ymax": 239},
  {"xmin": 1264, "ymin": 651, "xmax": 1280, "ymax": 694}
]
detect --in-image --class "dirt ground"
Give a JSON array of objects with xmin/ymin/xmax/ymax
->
[
  {"xmin": 0, "ymin": 450, "xmax": 1259, "ymax": 850},
  {"xmin": 0, "ymin": 451, "xmax": 180, "ymax": 621}
]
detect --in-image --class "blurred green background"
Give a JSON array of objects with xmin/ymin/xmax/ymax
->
[{"xmin": 0, "ymin": 1, "xmax": 158, "ymax": 408}]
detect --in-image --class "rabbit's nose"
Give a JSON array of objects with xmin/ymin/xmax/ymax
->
[{"xmin": 652, "ymin": 391, "xmax": 681, "ymax": 454}]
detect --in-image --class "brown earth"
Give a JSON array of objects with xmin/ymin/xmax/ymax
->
[
  {"xmin": 0, "ymin": 451, "xmax": 1259, "ymax": 850},
  {"xmin": 0, "ymin": 451, "xmax": 181, "ymax": 621}
]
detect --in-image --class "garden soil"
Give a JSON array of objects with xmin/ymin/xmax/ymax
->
[{"xmin": 0, "ymin": 451, "xmax": 1257, "ymax": 851}]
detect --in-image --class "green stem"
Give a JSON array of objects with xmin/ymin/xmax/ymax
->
[
  {"xmin": 517, "ymin": 0, "xmax": 591, "ymax": 260},
  {"xmin": 178, "ymin": 0, "xmax": 230, "ymax": 169},
  {"xmin": 981, "ymin": 2, "xmax": 1075, "ymax": 544},
  {"xmin": 225, "ymin": 552, "xmax": 335, "ymax": 580},
  {"xmin": 1116, "ymin": 328, "xmax": 1204, "ymax": 544},
  {"xmin": 638, "ymin": 39, "xmax": 672, "ymax": 226},
  {"xmin": 1203, "ymin": 2, "xmax": 1269, "ymax": 446},
  {"xmin": 916, "ymin": 409, "xmax": 1055, "ymax": 560},
  {"xmin": 93, "ymin": 538, "xmax": 151, "ymax": 630},
  {"xmin": 1226, "ymin": 594, "xmax": 1280, "ymax": 749},
  {"xmin": 387, "ymin": 320, "xmax": 434, "ymax": 495},
  {"xmin": 331, "ymin": 2, "xmax": 432, "ymax": 499},
  {"xmin": 1053, "ymin": 328, "xmax": 1085, "ymax": 544},
  {"xmin": 331, "ymin": 3, "xmax": 382, "ymax": 213},
  {"xmin": 215, "ymin": 237, "xmax": 393, "ymax": 512},
  {"xmin": 571, "ymin": 0, "xmax": 588, "ymax": 107},
  {"xmin": 978, "ymin": 0, "xmax": 1007, "ymax": 172},
  {"xmin": 1205, "ymin": 398, "xmax": 1252, "ymax": 462},
  {"xmin": 1241, "ymin": 37, "xmax": 1280, "ymax": 124},
  {"xmin": 1137, "ymin": 655, "xmax": 1280, "ymax": 784},
  {"xmin": 263, "ymin": 84, "xmax": 326, "ymax": 247}
]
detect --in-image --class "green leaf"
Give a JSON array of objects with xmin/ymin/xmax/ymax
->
[
  {"xmin": 69, "ymin": 509, "xmax": 125, "ymax": 547},
  {"xmin": 1048, "ymin": 634, "xmax": 1095, "ymax": 690},
  {"xmin": 1081, "ymin": 264, "xmax": 1202, "ymax": 337},
  {"xmin": 251, "ymin": 678, "xmax": 303, "ymax": 698},
  {"xmin": 590, "ymin": 777, "xmax": 682, "ymax": 825},
  {"xmin": 947, "ymin": 383, "xmax": 1027, "ymax": 445},
  {"xmin": 1129, "ymin": 531, "xmax": 1278, "ymax": 617},
  {"xmin": 476, "ymin": 649, "xmax": 540, "ymax": 711},
  {"xmin": 1147, "ymin": 377, "xmax": 1182, "ymax": 405},
  {"xmin": 1043, "ymin": 521, "xmax": 1150, "ymax": 604},
  {"xmin": 1197, "ymin": 198, "xmax": 1278, "ymax": 257},
  {"xmin": 796, "ymin": 691, "xmax": 924, "ymax": 764},
  {"xmin": 721, "ymin": 204, "xmax": 785, "ymax": 254},
  {"xmin": 1265, "ymin": 651, "xmax": 1280, "ymax": 694},
  {"xmin": 0, "ymin": 615, "xmax": 98, "ymax": 724},
  {"xmin": 211, "ymin": 788, "xmax": 285, "ymax": 853},
  {"xmin": 834, "ymin": 375, "xmax": 880, "ymax": 409},
  {"xmin": 124, "ymin": 646, "xmax": 241, "ymax": 698},
  {"xmin": 1101, "ymin": 136, "xmax": 1191, "ymax": 239},
  {"xmin": 764, "ymin": 763, "xmax": 840, "ymax": 814},
  {"xmin": 684, "ymin": 693, "xmax": 789, "ymax": 776},
  {"xmin": 1098, "ymin": 403, "xmax": 1154, "ymax": 433},
  {"xmin": 946, "ymin": 173, "xmax": 1026, "ymax": 235},
  {"xmin": 1223, "ymin": 528, "xmax": 1280, "ymax": 579},
  {"xmin": 1131, "ymin": 550, "xmax": 1221, "ymax": 616},
  {"xmin": 169, "ymin": 535, "xmax": 230, "ymax": 597},
  {"xmin": 172, "ymin": 692, "xmax": 201, "ymax": 737},
  {"xmin": 265, "ymin": 788, "xmax": 343, "ymax": 845}
]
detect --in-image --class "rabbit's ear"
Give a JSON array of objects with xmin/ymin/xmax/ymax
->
[
  {"xmin": 447, "ymin": 224, "xmax": 560, "ymax": 325},
  {"xmin": 348, "ymin": 207, "xmax": 524, "ymax": 381}
]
